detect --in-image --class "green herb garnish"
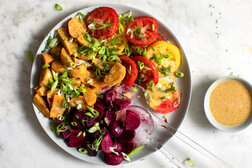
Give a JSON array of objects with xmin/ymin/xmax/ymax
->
[
  {"xmin": 42, "ymin": 64, "xmax": 50, "ymax": 68},
  {"xmin": 28, "ymin": 50, "xmax": 34, "ymax": 62},
  {"xmin": 84, "ymin": 32, "xmax": 92, "ymax": 43},
  {"xmin": 159, "ymin": 67, "xmax": 170, "ymax": 76},
  {"xmin": 146, "ymin": 80, "xmax": 155, "ymax": 91},
  {"xmin": 55, "ymin": 3, "xmax": 63, "ymax": 11},
  {"xmin": 152, "ymin": 24, "xmax": 155, "ymax": 31},
  {"xmin": 184, "ymin": 158, "xmax": 196, "ymax": 166},
  {"xmin": 42, "ymin": 35, "xmax": 52, "ymax": 53},
  {"xmin": 175, "ymin": 72, "xmax": 184, "ymax": 78},
  {"xmin": 162, "ymin": 82, "xmax": 176, "ymax": 93},
  {"xmin": 128, "ymin": 145, "xmax": 145, "ymax": 157},
  {"xmin": 135, "ymin": 26, "xmax": 141, "ymax": 37},
  {"xmin": 78, "ymin": 148, "xmax": 88, "ymax": 154}
]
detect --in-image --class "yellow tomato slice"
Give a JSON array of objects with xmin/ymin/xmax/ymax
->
[
  {"xmin": 146, "ymin": 41, "xmax": 181, "ymax": 77},
  {"xmin": 145, "ymin": 80, "xmax": 180, "ymax": 114},
  {"xmin": 105, "ymin": 24, "xmax": 127, "ymax": 55}
]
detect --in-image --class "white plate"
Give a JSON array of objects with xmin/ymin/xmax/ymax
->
[
  {"xmin": 204, "ymin": 76, "xmax": 252, "ymax": 132},
  {"xmin": 30, "ymin": 4, "xmax": 191, "ymax": 165}
]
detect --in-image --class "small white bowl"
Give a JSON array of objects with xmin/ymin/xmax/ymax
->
[{"xmin": 204, "ymin": 76, "xmax": 252, "ymax": 132}]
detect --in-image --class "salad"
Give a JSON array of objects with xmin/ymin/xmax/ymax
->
[{"xmin": 33, "ymin": 7, "xmax": 183, "ymax": 165}]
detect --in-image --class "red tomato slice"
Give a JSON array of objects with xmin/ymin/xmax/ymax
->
[
  {"xmin": 86, "ymin": 7, "xmax": 119, "ymax": 39},
  {"xmin": 156, "ymin": 33, "xmax": 165, "ymax": 41},
  {"xmin": 132, "ymin": 56, "xmax": 159, "ymax": 87},
  {"xmin": 126, "ymin": 16, "xmax": 158, "ymax": 46},
  {"xmin": 155, "ymin": 92, "xmax": 180, "ymax": 114},
  {"xmin": 119, "ymin": 55, "xmax": 138, "ymax": 86}
]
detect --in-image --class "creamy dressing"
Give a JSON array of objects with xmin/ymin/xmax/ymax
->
[{"xmin": 210, "ymin": 80, "xmax": 252, "ymax": 126}]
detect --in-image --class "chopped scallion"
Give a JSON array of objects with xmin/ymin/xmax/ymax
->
[
  {"xmin": 42, "ymin": 64, "xmax": 50, "ymax": 68},
  {"xmin": 128, "ymin": 145, "xmax": 145, "ymax": 157},
  {"xmin": 152, "ymin": 24, "xmax": 155, "ymax": 31},
  {"xmin": 135, "ymin": 26, "xmax": 141, "ymax": 37},
  {"xmin": 28, "ymin": 50, "xmax": 34, "ymax": 62},
  {"xmin": 78, "ymin": 148, "xmax": 88, "ymax": 154},
  {"xmin": 175, "ymin": 72, "xmax": 184, "ymax": 78},
  {"xmin": 84, "ymin": 32, "xmax": 92, "ymax": 43},
  {"xmin": 55, "ymin": 3, "xmax": 63, "ymax": 11}
]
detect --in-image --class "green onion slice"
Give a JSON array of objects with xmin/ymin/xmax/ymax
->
[
  {"xmin": 42, "ymin": 64, "xmax": 50, "ymax": 68},
  {"xmin": 175, "ymin": 72, "xmax": 184, "ymax": 78},
  {"xmin": 135, "ymin": 26, "xmax": 141, "ymax": 37},
  {"xmin": 78, "ymin": 148, "xmax": 88, "ymax": 154},
  {"xmin": 128, "ymin": 145, "xmax": 145, "ymax": 157},
  {"xmin": 28, "ymin": 50, "xmax": 34, "ymax": 62},
  {"xmin": 55, "ymin": 3, "xmax": 63, "ymax": 11}
]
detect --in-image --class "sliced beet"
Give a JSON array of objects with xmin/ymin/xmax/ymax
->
[
  {"xmin": 104, "ymin": 108, "xmax": 116, "ymax": 126},
  {"xmin": 114, "ymin": 98, "xmax": 131, "ymax": 111},
  {"xmin": 125, "ymin": 110, "xmax": 141, "ymax": 130},
  {"xmin": 56, "ymin": 120, "xmax": 70, "ymax": 139},
  {"xmin": 117, "ymin": 130, "xmax": 135, "ymax": 143},
  {"xmin": 121, "ymin": 142, "xmax": 136, "ymax": 154},
  {"xmin": 109, "ymin": 121, "xmax": 124, "ymax": 137},
  {"xmin": 105, "ymin": 89, "xmax": 116, "ymax": 105},
  {"xmin": 68, "ymin": 129, "xmax": 85, "ymax": 148},
  {"xmin": 94, "ymin": 98, "xmax": 105, "ymax": 110},
  {"xmin": 104, "ymin": 153, "xmax": 124, "ymax": 165},
  {"xmin": 101, "ymin": 133, "xmax": 113, "ymax": 153},
  {"xmin": 83, "ymin": 143, "xmax": 97, "ymax": 156},
  {"xmin": 94, "ymin": 98, "xmax": 105, "ymax": 118},
  {"xmin": 62, "ymin": 130, "xmax": 70, "ymax": 140},
  {"xmin": 112, "ymin": 142, "xmax": 122, "ymax": 153}
]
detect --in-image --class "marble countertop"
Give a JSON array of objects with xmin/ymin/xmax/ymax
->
[{"xmin": 0, "ymin": 0, "xmax": 251, "ymax": 168}]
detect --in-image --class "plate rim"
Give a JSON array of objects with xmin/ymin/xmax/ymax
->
[{"xmin": 29, "ymin": 3, "xmax": 192, "ymax": 165}]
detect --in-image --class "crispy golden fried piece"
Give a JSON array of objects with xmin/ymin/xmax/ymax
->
[
  {"xmin": 47, "ymin": 88, "xmax": 59, "ymax": 107},
  {"xmin": 39, "ymin": 68, "xmax": 53, "ymax": 86},
  {"xmin": 33, "ymin": 94, "xmax": 50, "ymax": 118},
  {"xmin": 60, "ymin": 48, "xmax": 73, "ymax": 66},
  {"xmin": 104, "ymin": 63, "xmax": 126, "ymax": 87},
  {"xmin": 34, "ymin": 85, "xmax": 48, "ymax": 97},
  {"xmin": 68, "ymin": 17, "xmax": 87, "ymax": 38},
  {"xmin": 42, "ymin": 53, "xmax": 54, "ymax": 64},
  {"xmin": 49, "ymin": 94, "xmax": 66, "ymax": 119},
  {"xmin": 57, "ymin": 27, "xmax": 78, "ymax": 55},
  {"xmin": 51, "ymin": 61, "xmax": 66, "ymax": 73}
]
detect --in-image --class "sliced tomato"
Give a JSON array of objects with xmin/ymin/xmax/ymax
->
[
  {"xmin": 86, "ymin": 7, "xmax": 119, "ymax": 39},
  {"xmin": 126, "ymin": 16, "xmax": 158, "ymax": 46},
  {"xmin": 155, "ymin": 92, "xmax": 180, "ymax": 114},
  {"xmin": 132, "ymin": 56, "xmax": 159, "ymax": 87},
  {"xmin": 156, "ymin": 33, "xmax": 165, "ymax": 41},
  {"xmin": 119, "ymin": 55, "xmax": 138, "ymax": 86}
]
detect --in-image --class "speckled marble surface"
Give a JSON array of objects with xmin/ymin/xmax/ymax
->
[{"xmin": 0, "ymin": 0, "xmax": 252, "ymax": 168}]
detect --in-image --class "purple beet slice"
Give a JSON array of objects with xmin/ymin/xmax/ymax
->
[
  {"xmin": 62, "ymin": 130, "xmax": 70, "ymax": 139},
  {"xmin": 109, "ymin": 121, "xmax": 124, "ymax": 137},
  {"xmin": 104, "ymin": 108, "xmax": 116, "ymax": 126},
  {"xmin": 117, "ymin": 130, "xmax": 135, "ymax": 143},
  {"xmin": 121, "ymin": 142, "xmax": 136, "ymax": 154},
  {"xmin": 125, "ymin": 110, "xmax": 141, "ymax": 130},
  {"xmin": 112, "ymin": 142, "xmax": 122, "ymax": 153},
  {"xmin": 104, "ymin": 153, "xmax": 124, "ymax": 165},
  {"xmin": 101, "ymin": 133, "xmax": 113, "ymax": 153},
  {"xmin": 68, "ymin": 129, "xmax": 85, "ymax": 148}
]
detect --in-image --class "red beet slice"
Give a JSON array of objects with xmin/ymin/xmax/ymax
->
[
  {"xmin": 125, "ymin": 110, "xmax": 141, "ymax": 130},
  {"xmin": 68, "ymin": 129, "xmax": 85, "ymax": 148},
  {"xmin": 104, "ymin": 109, "xmax": 116, "ymax": 126},
  {"xmin": 117, "ymin": 130, "xmax": 135, "ymax": 143},
  {"xmin": 101, "ymin": 133, "xmax": 113, "ymax": 153},
  {"xmin": 112, "ymin": 142, "xmax": 122, "ymax": 153},
  {"xmin": 121, "ymin": 142, "xmax": 136, "ymax": 154},
  {"xmin": 104, "ymin": 153, "xmax": 124, "ymax": 165},
  {"xmin": 109, "ymin": 121, "xmax": 124, "ymax": 137}
]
